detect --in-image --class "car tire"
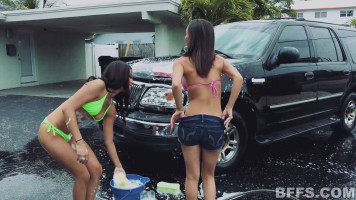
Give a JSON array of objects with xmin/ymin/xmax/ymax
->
[
  {"xmin": 332, "ymin": 93, "xmax": 356, "ymax": 135},
  {"xmin": 216, "ymin": 111, "xmax": 248, "ymax": 171}
]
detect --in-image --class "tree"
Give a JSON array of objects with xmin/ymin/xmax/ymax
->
[
  {"xmin": 179, "ymin": 0, "xmax": 296, "ymax": 26},
  {"xmin": 0, "ymin": 0, "xmax": 56, "ymax": 10},
  {"xmin": 179, "ymin": 0, "xmax": 253, "ymax": 26},
  {"xmin": 250, "ymin": 0, "xmax": 296, "ymax": 19},
  {"xmin": 351, "ymin": 18, "xmax": 356, "ymax": 28}
]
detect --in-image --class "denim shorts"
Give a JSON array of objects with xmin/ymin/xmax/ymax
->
[{"xmin": 177, "ymin": 114, "xmax": 225, "ymax": 152}]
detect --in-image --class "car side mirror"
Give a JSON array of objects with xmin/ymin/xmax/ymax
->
[
  {"xmin": 279, "ymin": 47, "xmax": 300, "ymax": 64},
  {"xmin": 266, "ymin": 47, "xmax": 300, "ymax": 70}
]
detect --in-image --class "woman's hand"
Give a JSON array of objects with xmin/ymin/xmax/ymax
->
[
  {"xmin": 221, "ymin": 108, "xmax": 233, "ymax": 130},
  {"xmin": 170, "ymin": 110, "xmax": 185, "ymax": 130},
  {"xmin": 76, "ymin": 140, "xmax": 89, "ymax": 164},
  {"xmin": 114, "ymin": 166, "xmax": 126, "ymax": 175}
]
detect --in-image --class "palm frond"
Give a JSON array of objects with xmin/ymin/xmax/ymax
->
[
  {"xmin": 350, "ymin": 18, "xmax": 356, "ymax": 28},
  {"xmin": 180, "ymin": 0, "xmax": 253, "ymax": 26},
  {"xmin": 0, "ymin": 0, "xmax": 57, "ymax": 10}
]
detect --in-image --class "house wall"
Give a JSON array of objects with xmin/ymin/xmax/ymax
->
[
  {"xmin": 0, "ymin": 27, "xmax": 22, "ymax": 90},
  {"xmin": 298, "ymin": 8, "xmax": 355, "ymax": 24},
  {"xmin": 155, "ymin": 22, "xmax": 185, "ymax": 57},
  {"xmin": 34, "ymin": 30, "xmax": 88, "ymax": 84}
]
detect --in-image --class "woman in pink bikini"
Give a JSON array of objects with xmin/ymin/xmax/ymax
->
[
  {"xmin": 38, "ymin": 61, "xmax": 133, "ymax": 200},
  {"xmin": 170, "ymin": 19, "xmax": 243, "ymax": 199}
]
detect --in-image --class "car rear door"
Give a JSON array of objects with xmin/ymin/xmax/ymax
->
[
  {"xmin": 265, "ymin": 25, "xmax": 318, "ymax": 126},
  {"xmin": 309, "ymin": 26, "xmax": 351, "ymax": 114}
]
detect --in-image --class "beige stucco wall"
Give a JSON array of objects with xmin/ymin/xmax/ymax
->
[
  {"xmin": 0, "ymin": 26, "xmax": 21, "ymax": 90},
  {"xmin": 34, "ymin": 30, "xmax": 88, "ymax": 84}
]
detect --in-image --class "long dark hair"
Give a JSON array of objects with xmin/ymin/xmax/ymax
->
[
  {"xmin": 183, "ymin": 19, "xmax": 216, "ymax": 77},
  {"xmin": 87, "ymin": 60, "xmax": 131, "ymax": 124}
]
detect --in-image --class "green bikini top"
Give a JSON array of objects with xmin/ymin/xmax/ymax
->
[{"xmin": 82, "ymin": 92, "xmax": 112, "ymax": 122}]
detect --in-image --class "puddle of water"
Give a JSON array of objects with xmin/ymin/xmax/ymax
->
[
  {"xmin": 216, "ymin": 190, "xmax": 299, "ymax": 200},
  {"xmin": 0, "ymin": 173, "xmax": 72, "ymax": 200}
]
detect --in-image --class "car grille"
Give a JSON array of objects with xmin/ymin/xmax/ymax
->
[{"xmin": 129, "ymin": 84, "xmax": 144, "ymax": 109}]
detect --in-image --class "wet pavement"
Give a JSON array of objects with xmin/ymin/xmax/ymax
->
[{"xmin": 1, "ymin": 94, "xmax": 356, "ymax": 199}]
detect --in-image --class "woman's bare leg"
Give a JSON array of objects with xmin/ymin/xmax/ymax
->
[
  {"xmin": 38, "ymin": 125, "xmax": 90, "ymax": 200},
  {"xmin": 201, "ymin": 149, "xmax": 220, "ymax": 200},
  {"xmin": 181, "ymin": 144, "xmax": 201, "ymax": 200},
  {"xmin": 84, "ymin": 145, "xmax": 103, "ymax": 200}
]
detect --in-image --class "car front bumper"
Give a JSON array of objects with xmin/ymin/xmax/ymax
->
[{"xmin": 113, "ymin": 111, "xmax": 180, "ymax": 152}]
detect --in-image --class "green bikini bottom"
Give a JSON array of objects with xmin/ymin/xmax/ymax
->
[{"xmin": 41, "ymin": 118, "xmax": 73, "ymax": 142}]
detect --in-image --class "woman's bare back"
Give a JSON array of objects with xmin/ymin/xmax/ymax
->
[{"xmin": 180, "ymin": 55, "xmax": 224, "ymax": 117}]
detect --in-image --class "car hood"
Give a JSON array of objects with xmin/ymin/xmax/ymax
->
[
  {"xmin": 130, "ymin": 56, "xmax": 257, "ymax": 83},
  {"xmin": 129, "ymin": 56, "xmax": 178, "ymax": 83}
]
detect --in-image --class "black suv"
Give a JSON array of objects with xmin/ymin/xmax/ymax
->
[{"xmin": 110, "ymin": 19, "xmax": 356, "ymax": 171}]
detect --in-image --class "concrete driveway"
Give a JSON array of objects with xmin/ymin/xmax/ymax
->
[
  {"xmin": 0, "ymin": 80, "xmax": 88, "ymax": 200},
  {"xmin": 0, "ymin": 80, "xmax": 85, "ymax": 98}
]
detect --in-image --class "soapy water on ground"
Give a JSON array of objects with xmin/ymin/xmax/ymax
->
[
  {"xmin": 44, "ymin": 129, "xmax": 356, "ymax": 199},
  {"xmin": 216, "ymin": 189, "xmax": 299, "ymax": 200},
  {"xmin": 2, "ymin": 126, "xmax": 356, "ymax": 200},
  {"xmin": 2, "ymin": 94, "xmax": 356, "ymax": 200},
  {"xmin": 140, "ymin": 190, "xmax": 156, "ymax": 200}
]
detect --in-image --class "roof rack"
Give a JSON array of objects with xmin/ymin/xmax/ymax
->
[
  {"xmin": 294, "ymin": 19, "xmax": 350, "ymax": 27},
  {"xmin": 270, "ymin": 17, "xmax": 297, "ymax": 20},
  {"xmin": 250, "ymin": 18, "xmax": 353, "ymax": 28}
]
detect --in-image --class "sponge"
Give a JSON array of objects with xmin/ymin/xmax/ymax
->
[{"xmin": 157, "ymin": 181, "xmax": 181, "ymax": 195}]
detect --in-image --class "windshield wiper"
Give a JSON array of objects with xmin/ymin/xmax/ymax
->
[{"xmin": 215, "ymin": 50, "xmax": 233, "ymax": 58}]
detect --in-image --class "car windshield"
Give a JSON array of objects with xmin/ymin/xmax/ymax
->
[{"xmin": 215, "ymin": 21, "xmax": 278, "ymax": 59}]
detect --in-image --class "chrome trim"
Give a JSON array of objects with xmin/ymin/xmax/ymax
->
[
  {"xmin": 251, "ymin": 78, "xmax": 265, "ymax": 84},
  {"xmin": 129, "ymin": 84, "xmax": 144, "ymax": 108},
  {"xmin": 269, "ymin": 98, "xmax": 317, "ymax": 109},
  {"xmin": 317, "ymin": 92, "xmax": 343, "ymax": 100},
  {"xmin": 116, "ymin": 115, "xmax": 170, "ymax": 126},
  {"xmin": 130, "ymin": 81, "xmax": 172, "ymax": 109}
]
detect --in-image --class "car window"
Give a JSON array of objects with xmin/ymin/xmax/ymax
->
[
  {"xmin": 338, "ymin": 29, "xmax": 356, "ymax": 63},
  {"xmin": 214, "ymin": 22, "xmax": 278, "ymax": 59},
  {"xmin": 330, "ymin": 30, "xmax": 345, "ymax": 62},
  {"xmin": 274, "ymin": 25, "xmax": 311, "ymax": 63},
  {"xmin": 310, "ymin": 27, "xmax": 342, "ymax": 62}
]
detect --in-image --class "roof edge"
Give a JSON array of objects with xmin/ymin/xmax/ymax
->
[
  {"xmin": 2, "ymin": 0, "xmax": 180, "ymax": 15},
  {"xmin": 295, "ymin": 6, "xmax": 356, "ymax": 11},
  {"xmin": 3, "ymin": 0, "xmax": 180, "ymax": 23}
]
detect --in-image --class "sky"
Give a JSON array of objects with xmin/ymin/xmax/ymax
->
[
  {"xmin": 62, "ymin": 0, "xmax": 355, "ymax": 9},
  {"xmin": 292, "ymin": 0, "xmax": 356, "ymax": 10}
]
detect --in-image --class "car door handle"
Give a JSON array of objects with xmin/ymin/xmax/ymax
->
[
  {"xmin": 304, "ymin": 72, "xmax": 314, "ymax": 80},
  {"xmin": 344, "ymin": 69, "xmax": 351, "ymax": 76}
]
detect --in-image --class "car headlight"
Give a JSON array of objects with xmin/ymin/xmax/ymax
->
[{"xmin": 140, "ymin": 87, "xmax": 185, "ymax": 110}]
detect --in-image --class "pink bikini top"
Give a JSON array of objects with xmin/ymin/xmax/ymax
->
[{"xmin": 182, "ymin": 78, "xmax": 221, "ymax": 98}]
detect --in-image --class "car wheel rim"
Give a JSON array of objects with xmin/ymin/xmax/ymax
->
[
  {"xmin": 218, "ymin": 124, "xmax": 239, "ymax": 164},
  {"xmin": 344, "ymin": 100, "xmax": 356, "ymax": 128}
]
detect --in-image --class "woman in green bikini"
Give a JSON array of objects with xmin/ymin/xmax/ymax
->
[{"xmin": 38, "ymin": 60, "xmax": 133, "ymax": 200}]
